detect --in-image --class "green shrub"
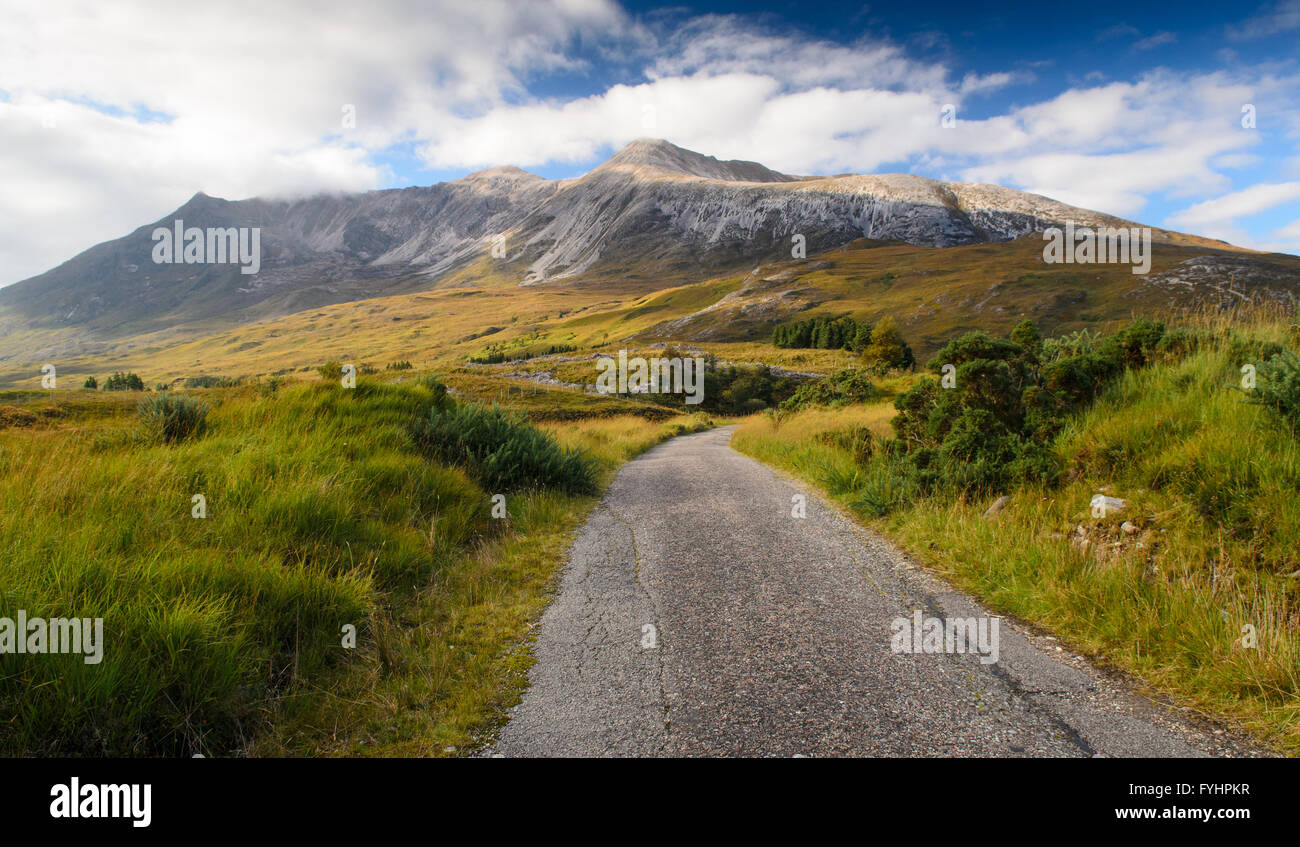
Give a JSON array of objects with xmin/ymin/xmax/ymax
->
[
  {"xmin": 1249, "ymin": 349, "xmax": 1300, "ymax": 428},
  {"xmin": 861, "ymin": 316, "xmax": 915, "ymax": 371},
  {"xmin": 890, "ymin": 319, "xmax": 1166, "ymax": 495},
  {"xmin": 412, "ymin": 402, "xmax": 597, "ymax": 494},
  {"xmin": 1156, "ymin": 327, "xmax": 1210, "ymax": 361},
  {"xmin": 82, "ymin": 375, "xmax": 97, "ymax": 389},
  {"xmin": 719, "ymin": 367, "xmax": 776, "ymax": 410},
  {"xmin": 418, "ymin": 374, "xmax": 453, "ymax": 411},
  {"xmin": 1009, "ymin": 319, "xmax": 1042, "ymax": 360},
  {"xmin": 317, "ymin": 361, "xmax": 344, "ymax": 381},
  {"xmin": 137, "ymin": 394, "xmax": 209, "ymax": 443},
  {"xmin": 820, "ymin": 424, "xmax": 875, "ymax": 463},
  {"xmin": 695, "ymin": 363, "xmax": 799, "ymax": 414},
  {"xmin": 1110, "ymin": 317, "xmax": 1166, "ymax": 368},
  {"xmin": 782, "ymin": 368, "xmax": 879, "ymax": 411},
  {"xmin": 1227, "ymin": 330, "xmax": 1284, "ymax": 367},
  {"xmin": 1041, "ymin": 328, "xmax": 1101, "ymax": 362}
]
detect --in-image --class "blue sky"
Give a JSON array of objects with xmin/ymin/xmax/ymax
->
[{"xmin": 1, "ymin": 0, "xmax": 1297, "ymax": 285}]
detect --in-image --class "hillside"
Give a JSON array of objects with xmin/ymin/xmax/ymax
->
[
  {"xmin": 4, "ymin": 230, "xmax": 1297, "ymax": 393},
  {"xmin": 0, "ymin": 138, "xmax": 1259, "ymax": 369}
]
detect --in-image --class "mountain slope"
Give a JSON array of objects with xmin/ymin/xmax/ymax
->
[
  {"xmin": 0, "ymin": 138, "xmax": 1265, "ymax": 362},
  {"xmin": 0, "ymin": 169, "xmax": 556, "ymax": 335}
]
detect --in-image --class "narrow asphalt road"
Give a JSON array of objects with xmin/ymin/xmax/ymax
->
[{"xmin": 493, "ymin": 426, "xmax": 1258, "ymax": 757}]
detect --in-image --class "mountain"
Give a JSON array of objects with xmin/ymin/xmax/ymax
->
[
  {"xmin": 0, "ymin": 168, "xmax": 557, "ymax": 337},
  {"xmin": 592, "ymin": 137, "xmax": 801, "ymax": 181},
  {"xmin": 0, "ymin": 138, "xmax": 1265, "ymax": 361}
]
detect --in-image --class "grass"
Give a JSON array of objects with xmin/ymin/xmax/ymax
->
[
  {"xmin": 250, "ymin": 411, "xmax": 713, "ymax": 756},
  {"xmin": 732, "ymin": 311, "xmax": 1300, "ymax": 755},
  {"xmin": 0, "ymin": 375, "xmax": 712, "ymax": 756}
]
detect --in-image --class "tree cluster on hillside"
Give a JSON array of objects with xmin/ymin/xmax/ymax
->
[
  {"xmin": 103, "ymin": 372, "xmax": 145, "ymax": 391},
  {"xmin": 771, "ymin": 314, "xmax": 915, "ymax": 373},
  {"xmin": 772, "ymin": 315, "xmax": 870, "ymax": 351},
  {"xmin": 467, "ymin": 343, "xmax": 578, "ymax": 365}
]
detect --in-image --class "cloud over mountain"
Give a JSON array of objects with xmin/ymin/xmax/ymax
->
[{"xmin": 1, "ymin": 0, "xmax": 1297, "ymax": 287}]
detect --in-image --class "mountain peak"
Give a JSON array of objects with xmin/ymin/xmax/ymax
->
[
  {"xmin": 596, "ymin": 138, "xmax": 798, "ymax": 183},
  {"xmin": 458, "ymin": 165, "xmax": 543, "ymax": 183},
  {"xmin": 170, "ymin": 191, "xmax": 226, "ymax": 216}
]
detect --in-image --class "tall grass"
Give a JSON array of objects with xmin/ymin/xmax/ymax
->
[
  {"xmin": 1, "ymin": 379, "xmax": 489, "ymax": 754},
  {"xmin": 248, "ymin": 411, "xmax": 713, "ymax": 756},
  {"xmin": 0, "ymin": 378, "xmax": 711, "ymax": 756},
  {"xmin": 137, "ymin": 393, "xmax": 209, "ymax": 443}
]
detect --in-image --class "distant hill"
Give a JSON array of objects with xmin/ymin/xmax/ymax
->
[{"xmin": 1, "ymin": 138, "xmax": 1263, "ymax": 366}]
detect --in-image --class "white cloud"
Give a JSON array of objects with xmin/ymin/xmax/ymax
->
[
  {"xmin": 959, "ymin": 71, "xmax": 1027, "ymax": 96},
  {"xmin": 1164, "ymin": 182, "xmax": 1300, "ymax": 253},
  {"xmin": 1228, "ymin": 0, "xmax": 1300, "ymax": 39},
  {"xmin": 1272, "ymin": 219, "xmax": 1300, "ymax": 240},
  {"xmin": 646, "ymin": 15, "xmax": 950, "ymax": 92},
  {"xmin": 962, "ymin": 148, "xmax": 1228, "ymax": 218},
  {"xmin": 956, "ymin": 71, "xmax": 1279, "ymax": 216},
  {"xmin": 1095, "ymin": 24, "xmax": 1177, "ymax": 51},
  {"xmin": 0, "ymin": 95, "xmax": 385, "ymax": 271},
  {"xmin": 0, "ymin": 0, "xmax": 630, "ymax": 283},
  {"xmin": 1166, "ymin": 181, "xmax": 1300, "ymax": 231},
  {"xmin": 1133, "ymin": 31, "xmax": 1178, "ymax": 51}
]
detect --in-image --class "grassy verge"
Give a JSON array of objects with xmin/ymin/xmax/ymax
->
[
  {"xmin": 0, "ymin": 377, "xmax": 711, "ymax": 756},
  {"xmin": 732, "ymin": 316, "xmax": 1300, "ymax": 755},
  {"xmin": 252, "ymin": 410, "xmax": 713, "ymax": 756}
]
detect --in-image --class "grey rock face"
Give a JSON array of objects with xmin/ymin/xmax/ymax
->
[{"xmin": 0, "ymin": 138, "xmax": 1182, "ymax": 345}]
